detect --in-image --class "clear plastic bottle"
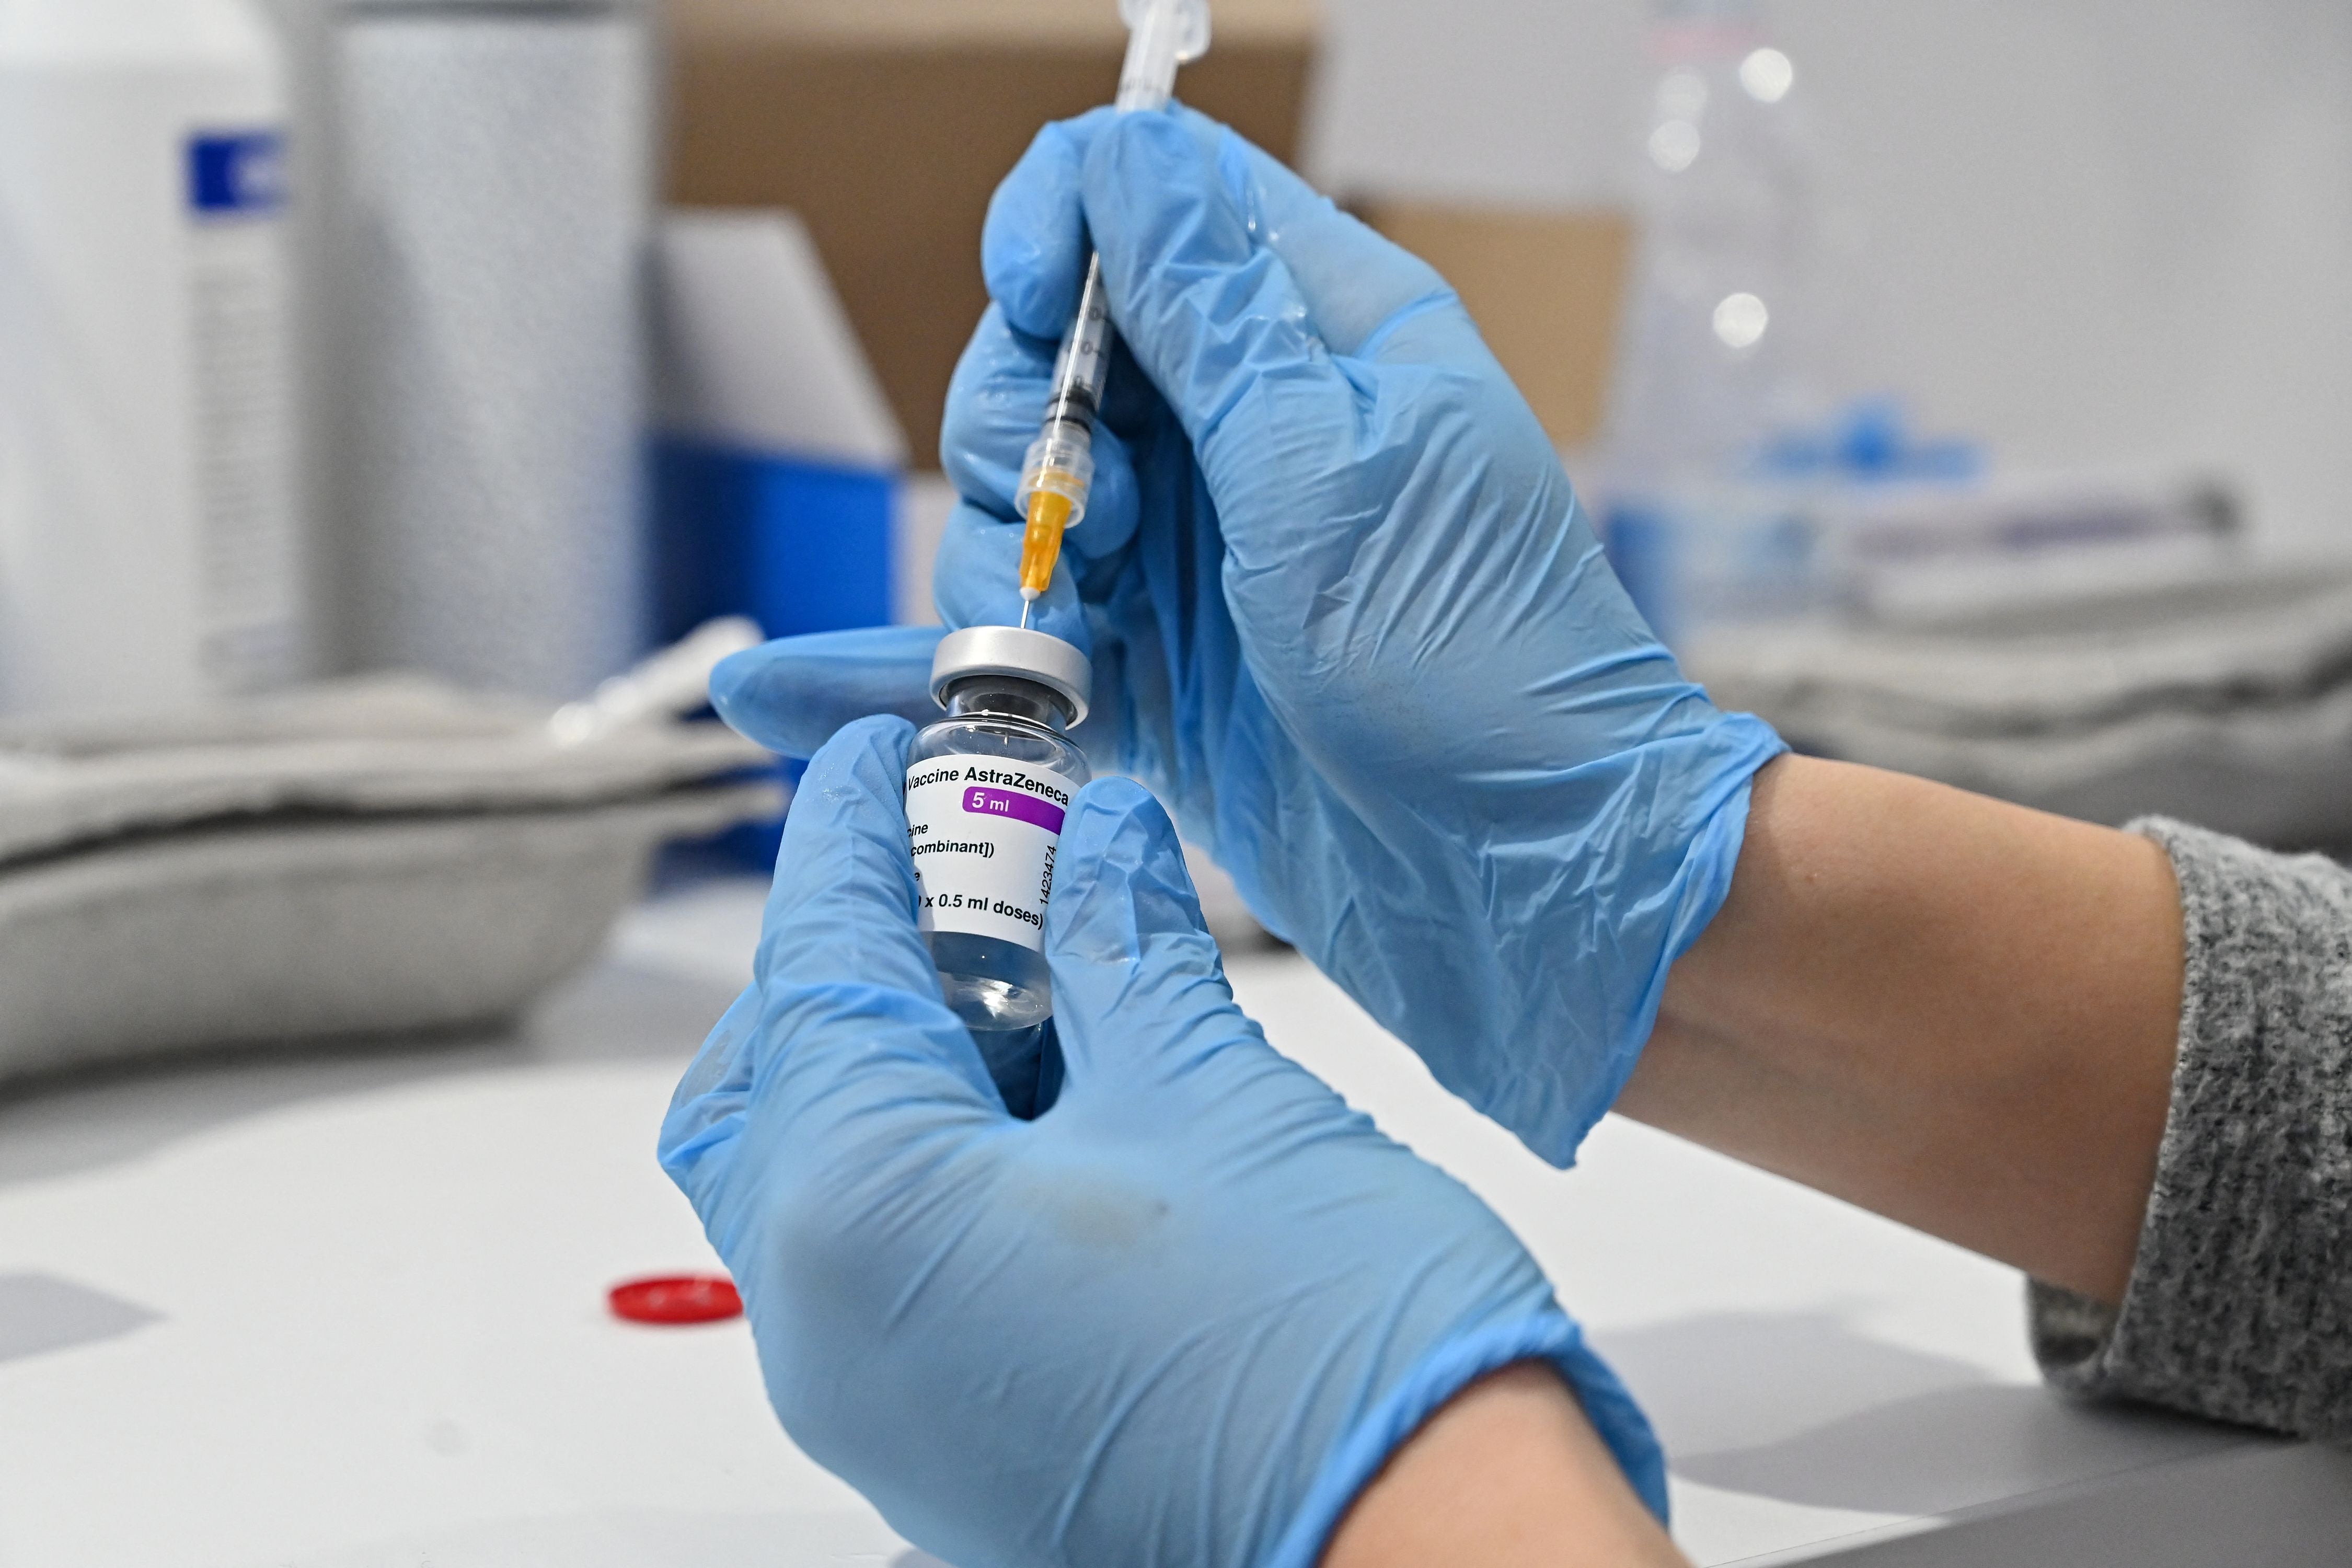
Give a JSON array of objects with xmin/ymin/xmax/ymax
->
[
  {"xmin": 1597, "ymin": 0, "xmax": 1844, "ymax": 644},
  {"xmin": 1607, "ymin": 0, "xmax": 1826, "ymax": 485},
  {"xmin": 906, "ymin": 627, "xmax": 1092, "ymax": 1045}
]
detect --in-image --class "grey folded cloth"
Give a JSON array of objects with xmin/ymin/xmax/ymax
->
[
  {"xmin": 1688, "ymin": 567, "xmax": 2352, "ymax": 848},
  {"xmin": 0, "ymin": 675, "xmax": 782, "ymax": 1083},
  {"xmin": 0, "ymin": 675, "xmax": 768, "ymax": 864}
]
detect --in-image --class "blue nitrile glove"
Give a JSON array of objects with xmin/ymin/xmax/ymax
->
[
  {"xmin": 709, "ymin": 108, "xmax": 1785, "ymax": 1164},
  {"xmin": 659, "ymin": 716, "xmax": 1666, "ymax": 1568}
]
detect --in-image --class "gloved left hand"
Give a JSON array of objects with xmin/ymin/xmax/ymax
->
[
  {"xmin": 658, "ymin": 715, "xmax": 1665, "ymax": 1568},
  {"xmin": 708, "ymin": 108, "xmax": 1784, "ymax": 1167}
]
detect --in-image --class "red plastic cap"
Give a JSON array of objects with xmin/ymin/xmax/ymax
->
[{"xmin": 608, "ymin": 1273, "xmax": 743, "ymax": 1325}]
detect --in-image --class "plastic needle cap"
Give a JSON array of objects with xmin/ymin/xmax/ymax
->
[{"xmin": 608, "ymin": 1274, "xmax": 743, "ymax": 1325}]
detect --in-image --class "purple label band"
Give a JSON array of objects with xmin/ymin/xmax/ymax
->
[{"xmin": 963, "ymin": 786, "xmax": 1065, "ymax": 834}]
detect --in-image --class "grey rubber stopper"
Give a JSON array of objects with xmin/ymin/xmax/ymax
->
[{"xmin": 928, "ymin": 626, "xmax": 1092, "ymax": 725}]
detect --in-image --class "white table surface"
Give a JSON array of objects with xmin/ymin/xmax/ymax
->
[{"xmin": 2, "ymin": 878, "xmax": 2346, "ymax": 1567}]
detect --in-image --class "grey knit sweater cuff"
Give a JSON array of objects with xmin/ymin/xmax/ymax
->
[{"xmin": 2028, "ymin": 818, "xmax": 2352, "ymax": 1438}]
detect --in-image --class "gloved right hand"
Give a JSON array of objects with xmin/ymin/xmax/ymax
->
[
  {"xmin": 712, "ymin": 108, "xmax": 1784, "ymax": 1163},
  {"xmin": 659, "ymin": 716, "xmax": 1667, "ymax": 1568}
]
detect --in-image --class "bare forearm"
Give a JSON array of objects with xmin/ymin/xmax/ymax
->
[
  {"xmin": 1318, "ymin": 760, "xmax": 2181, "ymax": 1562},
  {"xmin": 1621, "ymin": 755, "xmax": 2183, "ymax": 1304},
  {"xmin": 1322, "ymin": 1363, "xmax": 1687, "ymax": 1568}
]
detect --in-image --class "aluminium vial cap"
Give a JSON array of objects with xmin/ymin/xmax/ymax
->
[{"xmin": 930, "ymin": 625, "xmax": 1091, "ymax": 727}]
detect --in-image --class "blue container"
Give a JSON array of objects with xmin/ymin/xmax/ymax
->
[
  {"xmin": 653, "ymin": 435, "xmax": 898, "ymax": 867},
  {"xmin": 653, "ymin": 436, "xmax": 895, "ymax": 641}
]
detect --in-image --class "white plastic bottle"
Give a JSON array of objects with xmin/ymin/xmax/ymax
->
[{"xmin": 0, "ymin": 0, "xmax": 303, "ymax": 717}]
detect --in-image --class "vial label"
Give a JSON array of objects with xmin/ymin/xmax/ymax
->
[{"xmin": 904, "ymin": 756, "xmax": 1081, "ymax": 952}]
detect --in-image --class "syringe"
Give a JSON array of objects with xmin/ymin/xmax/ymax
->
[{"xmin": 1014, "ymin": 0, "xmax": 1211, "ymax": 630}]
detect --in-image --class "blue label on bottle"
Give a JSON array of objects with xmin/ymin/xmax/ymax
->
[{"xmin": 188, "ymin": 131, "xmax": 287, "ymax": 217}]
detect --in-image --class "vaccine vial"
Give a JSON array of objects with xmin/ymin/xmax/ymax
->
[{"xmin": 906, "ymin": 626, "xmax": 1091, "ymax": 1040}]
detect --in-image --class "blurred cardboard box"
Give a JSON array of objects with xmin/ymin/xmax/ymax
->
[
  {"xmin": 665, "ymin": 0, "xmax": 1319, "ymax": 470},
  {"xmin": 1352, "ymin": 201, "xmax": 1632, "ymax": 451}
]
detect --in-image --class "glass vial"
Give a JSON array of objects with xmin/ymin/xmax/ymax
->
[{"xmin": 905, "ymin": 627, "xmax": 1092, "ymax": 1042}]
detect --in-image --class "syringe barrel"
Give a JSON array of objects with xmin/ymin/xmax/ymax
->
[
  {"xmin": 1042, "ymin": 255, "xmax": 1114, "ymax": 432},
  {"xmin": 1117, "ymin": 0, "xmax": 1210, "ymax": 111}
]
